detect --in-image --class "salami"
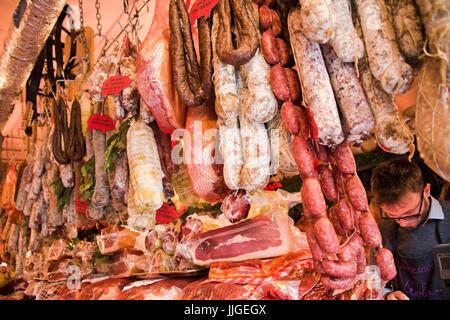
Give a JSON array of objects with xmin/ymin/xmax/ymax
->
[
  {"xmin": 239, "ymin": 113, "xmax": 271, "ymax": 191},
  {"xmin": 218, "ymin": 119, "xmax": 244, "ymax": 191},
  {"xmin": 298, "ymin": 0, "xmax": 335, "ymax": 44},
  {"xmin": 288, "ymin": 7, "xmax": 344, "ymax": 147},
  {"xmin": 385, "ymin": 0, "xmax": 424, "ymax": 67},
  {"xmin": 357, "ymin": 57, "xmax": 414, "ymax": 154},
  {"xmin": 241, "ymin": 49, "xmax": 278, "ymax": 123},
  {"xmin": 354, "ymin": 0, "xmax": 413, "ymax": 94},
  {"xmin": 322, "ymin": 44, "xmax": 374, "ymax": 145},
  {"xmin": 329, "ymin": 0, "xmax": 365, "ymax": 62}
]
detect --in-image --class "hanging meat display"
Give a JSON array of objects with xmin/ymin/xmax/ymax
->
[{"xmin": 3, "ymin": 0, "xmax": 445, "ymax": 301}]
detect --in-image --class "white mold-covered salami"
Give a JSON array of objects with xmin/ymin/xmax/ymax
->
[
  {"xmin": 240, "ymin": 49, "xmax": 278, "ymax": 124},
  {"xmin": 329, "ymin": 0, "xmax": 365, "ymax": 62},
  {"xmin": 239, "ymin": 113, "xmax": 271, "ymax": 191},
  {"xmin": 288, "ymin": 7, "xmax": 344, "ymax": 147},
  {"xmin": 385, "ymin": 0, "xmax": 424, "ymax": 67},
  {"xmin": 354, "ymin": 0, "xmax": 413, "ymax": 94},
  {"xmin": 218, "ymin": 119, "xmax": 244, "ymax": 190},
  {"xmin": 298, "ymin": 0, "xmax": 335, "ymax": 44},
  {"xmin": 358, "ymin": 57, "xmax": 414, "ymax": 154},
  {"xmin": 322, "ymin": 44, "xmax": 374, "ymax": 145}
]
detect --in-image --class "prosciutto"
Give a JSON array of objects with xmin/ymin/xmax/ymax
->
[
  {"xmin": 183, "ymin": 213, "xmax": 294, "ymax": 266},
  {"xmin": 118, "ymin": 278, "xmax": 194, "ymax": 300}
]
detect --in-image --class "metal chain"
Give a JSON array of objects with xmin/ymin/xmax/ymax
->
[
  {"xmin": 95, "ymin": 0, "xmax": 102, "ymax": 36},
  {"xmin": 77, "ymin": 0, "xmax": 91, "ymax": 75},
  {"xmin": 95, "ymin": 0, "xmax": 108, "ymax": 57}
]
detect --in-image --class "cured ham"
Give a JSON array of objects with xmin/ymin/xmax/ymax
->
[
  {"xmin": 136, "ymin": 0, "xmax": 186, "ymax": 134},
  {"xmin": 96, "ymin": 225, "xmax": 140, "ymax": 255},
  {"xmin": 109, "ymin": 249, "xmax": 146, "ymax": 278},
  {"xmin": 184, "ymin": 100, "xmax": 229, "ymax": 203},
  {"xmin": 77, "ymin": 278, "xmax": 131, "ymax": 300},
  {"xmin": 180, "ymin": 278, "xmax": 258, "ymax": 300},
  {"xmin": 118, "ymin": 278, "xmax": 194, "ymax": 300},
  {"xmin": 183, "ymin": 213, "xmax": 294, "ymax": 266}
]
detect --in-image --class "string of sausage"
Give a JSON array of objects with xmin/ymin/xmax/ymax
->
[
  {"xmin": 216, "ymin": 0, "xmax": 259, "ymax": 66},
  {"xmin": 169, "ymin": 0, "xmax": 213, "ymax": 107},
  {"xmin": 52, "ymin": 98, "xmax": 70, "ymax": 165},
  {"xmin": 66, "ymin": 99, "xmax": 86, "ymax": 162}
]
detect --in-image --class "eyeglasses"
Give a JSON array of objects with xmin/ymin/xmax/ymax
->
[{"xmin": 380, "ymin": 192, "xmax": 424, "ymax": 222}]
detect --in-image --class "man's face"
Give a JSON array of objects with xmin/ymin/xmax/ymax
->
[{"xmin": 379, "ymin": 184, "xmax": 431, "ymax": 229}]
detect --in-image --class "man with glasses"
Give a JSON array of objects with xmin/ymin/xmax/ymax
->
[{"xmin": 370, "ymin": 158, "xmax": 450, "ymax": 300}]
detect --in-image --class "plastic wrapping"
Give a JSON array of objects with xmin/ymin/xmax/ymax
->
[
  {"xmin": 46, "ymin": 239, "xmax": 72, "ymax": 262},
  {"xmin": 209, "ymin": 250, "xmax": 312, "ymax": 280},
  {"xmin": 179, "ymin": 279, "xmax": 259, "ymax": 300},
  {"xmin": 267, "ymin": 115, "xmax": 299, "ymax": 177},
  {"xmin": 119, "ymin": 278, "xmax": 193, "ymax": 300},
  {"xmin": 96, "ymin": 225, "xmax": 140, "ymax": 255},
  {"xmin": 0, "ymin": 164, "xmax": 17, "ymax": 209},
  {"xmin": 180, "ymin": 209, "xmax": 295, "ymax": 266},
  {"xmin": 110, "ymin": 249, "xmax": 146, "ymax": 278},
  {"xmin": 127, "ymin": 121, "xmax": 164, "ymax": 218},
  {"xmin": 136, "ymin": 0, "xmax": 187, "ymax": 134},
  {"xmin": 184, "ymin": 100, "xmax": 229, "ymax": 203},
  {"xmin": 415, "ymin": 57, "xmax": 450, "ymax": 181}
]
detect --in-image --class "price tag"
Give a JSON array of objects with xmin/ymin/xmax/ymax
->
[
  {"xmin": 101, "ymin": 75, "xmax": 132, "ymax": 97},
  {"xmin": 263, "ymin": 183, "xmax": 283, "ymax": 191},
  {"xmin": 87, "ymin": 114, "xmax": 115, "ymax": 134},
  {"xmin": 156, "ymin": 203, "xmax": 181, "ymax": 224},
  {"xmin": 75, "ymin": 198, "xmax": 89, "ymax": 215},
  {"xmin": 187, "ymin": 0, "xmax": 218, "ymax": 25}
]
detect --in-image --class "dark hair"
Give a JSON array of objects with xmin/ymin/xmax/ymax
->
[{"xmin": 370, "ymin": 158, "xmax": 424, "ymax": 205}]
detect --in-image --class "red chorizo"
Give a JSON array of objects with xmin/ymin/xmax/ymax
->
[
  {"xmin": 320, "ymin": 275, "xmax": 356, "ymax": 290},
  {"xmin": 306, "ymin": 223, "xmax": 325, "ymax": 261},
  {"xmin": 356, "ymin": 247, "xmax": 367, "ymax": 274},
  {"xmin": 331, "ymin": 142, "xmax": 356, "ymax": 174},
  {"xmin": 322, "ymin": 259, "xmax": 357, "ymax": 278},
  {"xmin": 338, "ymin": 233, "xmax": 364, "ymax": 261},
  {"xmin": 262, "ymin": 29, "xmax": 280, "ymax": 65},
  {"xmin": 317, "ymin": 144, "xmax": 330, "ymax": 163},
  {"xmin": 276, "ymin": 39, "xmax": 290, "ymax": 67},
  {"xmin": 284, "ymin": 67, "xmax": 300, "ymax": 101},
  {"xmin": 314, "ymin": 216, "xmax": 340, "ymax": 254},
  {"xmin": 375, "ymin": 248, "xmax": 397, "ymax": 281},
  {"xmin": 292, "ymin": 136, "xmax": 317, "ymax": 179},
  {"xmin": 280, "ymin": 101, "xmax": 300, "ymax": 135},
  {"xmin": 259, "ymin": 5, "xmax": 272, "ymax": 30},
  {"xmin": 319, "ymin": 166, "xmax": 338, "ymax": 202},
  {"xmin": 314, "ymin": 260, "xmax": 326, "ymax": 274},
  {"xmin": 344, "ymin": 174, "xmax": 369, "ymax": 211},
  {"xmin": 271, "ymin": 10, "xmax": 282, "ymax": 36},
  {"xmin": 270, "ymin": 64, "xmax": 290, "ymax": 100},
  {"xmin": 336, "ymin": 198, "xmax": 355, "ymax": 232},
  {"xmin": 301, "ymin": 178, "xmax": 326, "ymax": 219},
  {"xmin": 332, "ymin": 165, "xmax": 346, "ymax": 197},
  {"xmin": 329, "ymin": 206, "xmax": 347, "ymax": 236},
  {"xmin": 264, "ymin": 0, "xmax": 275, "ymax": 7},
  {"xmin": 358, "ymin": 211, "xmax": 382, "ymax": 248}
]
